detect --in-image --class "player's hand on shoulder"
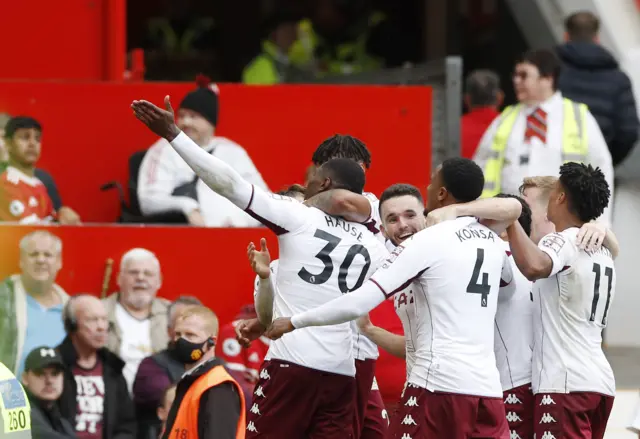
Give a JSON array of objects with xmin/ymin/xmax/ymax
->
[
  {"xmin": 576, "ymin": 222, "xmax": 606, "ymax": 252},
  {"xmin": 265, "ymin": 318, "xmax": 295, "ymax": 340},
  {"xmin": 425, "ymin": 205, "xmax": 458, "ymax": 228},
  {"xmin": 248, "ymin": 238, "xmax": 271, "ymax": 279},
  {"xmin": 235, "ymin": 318, "xmax": 266, "ymax": 348}
]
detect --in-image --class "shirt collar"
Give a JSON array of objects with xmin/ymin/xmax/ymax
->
[{"xmin": 524, "ymin": 91, "xmax": 562, "ymax": 114}]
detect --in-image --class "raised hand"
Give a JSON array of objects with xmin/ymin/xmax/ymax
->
[
  {"xmin": 248, "ymin": 238, "xmax": 271, "ymax": 279},
  {"xmin": 131, "ymin": 95, "xmax": 181, "ymax": 141}
]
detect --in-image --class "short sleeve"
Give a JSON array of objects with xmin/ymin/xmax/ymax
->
[
  {"xmin": 498, "ymin": 253, "xmax": 516, "ymax": 302},
  {"xmin": 538, "ymin": 232, "xmax": 577, "ymax": 277}
]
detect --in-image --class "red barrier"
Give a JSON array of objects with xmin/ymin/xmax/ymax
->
[
  {"xmin": 0, "ymin": 83, "xmax": 433, "ymax": 222},
  {"xmin": 0, "ymin": 1, "xmax": 126, "ymax": 81}
]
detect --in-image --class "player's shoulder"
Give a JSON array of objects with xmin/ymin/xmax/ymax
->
[
  {"xmin": 363, "ymin": 192, "xmax": 379, "ymax": 203},
  {"xmin": 539, "ymin": 229, "xmax": 576, "ymax": 248}
]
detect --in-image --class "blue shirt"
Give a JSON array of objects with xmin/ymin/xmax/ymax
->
[{"xmin": 16, "ymin": 295, "xmax": 65, "ymax": 377}]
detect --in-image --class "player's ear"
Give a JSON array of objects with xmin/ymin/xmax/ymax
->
[
  {"xmin": 320, "ymin": 176, "xmax": 332, "ymax": 191},
  {"xmin": 437, "ymin": 187, "xmax": 447, "ymax": 202},
  {"xmin": 380, "ymin": 224, "xmax": 389, "ymax": 240}
]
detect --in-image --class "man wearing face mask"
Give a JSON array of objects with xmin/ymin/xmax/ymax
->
[
  {"xmin": 137, "ymin": 77, "xmax": 268, "ymax": 227},
  {"xmin": 104, "ymin": 248, "xmax": 169, "ymax": 393},
  {"xmin": 162, "ymin": 305, "xmax": 246, "ymax": 439}
]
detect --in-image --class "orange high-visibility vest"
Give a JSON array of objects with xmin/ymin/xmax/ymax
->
[{"xmin": 168, "ymin": 365, "xmax": 246, "ymax": 439}]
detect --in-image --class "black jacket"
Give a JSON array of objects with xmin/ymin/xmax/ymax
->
[
  {"xmin": 557, "ymin": 41, "xmax": 639, "ymax": 166},
  {"xmin": 161, "ymin": 358, "xmax": 242, "ymax": 439},
  {"xmin": 28, "ymin": 391, "xmax": 76, "ymax": 439},
  {"xmin": 56, "ymin": 337, "xmax": 136, "ymax": 439}
]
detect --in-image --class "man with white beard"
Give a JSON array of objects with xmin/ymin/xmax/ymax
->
[{"xmin": 103, "ymin": 248, "xmax": 170, "ymax": 392}]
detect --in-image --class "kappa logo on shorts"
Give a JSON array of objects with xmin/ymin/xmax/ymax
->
[
  {"xmin": 541, "ymin": 432, "xmax": 557, "ymax": 439},
  {"xmin": 401, "ymin": 415, "xmax": 417, "ymax": 426},
  {"xmin": 246, "ymin": 421, "xmax": 258, "ymax": 433},
  {"xmin": 504, "ymin": 393, "xmax": 522, "ymax": 404},
  {"xmin": 540, "ymin": 395, "xmax": 555, "ymax": 405},
  {"xmin": 506, "ymin": 412, "xmax": 522, "ymax": 423},
  {"xmin": 405, "ymin": 396, "xmax": 419, "ymax": 407},
  {"xmin": 250, "ymin": 403, "xmax": 261, "ymax": 415},
  {"xmin": 259, "ymin": 369, "xmax": 270, "ymax": 380},
  {"xmin": 539, "ymin": 413, "xmax": 556, "ymax": 424},
  {"xmin": 401, "ymin": 434, "xmax": 413, "ymax": 439},
  {"xmin": 510, "ymin": 430, "xmax": 521, "ymax": 439},
  {"xmin": 254, "ymin": 386, "xmax": 265, "ymax": 397}
]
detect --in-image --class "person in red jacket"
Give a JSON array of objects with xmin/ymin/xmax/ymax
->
[
  {"xmin": 217, "ymin": 304, "xmax": 269, "ymax": 405},
  {"xmin": 461, "ymin": 70, "xmax": 503, "ymax": 159}
]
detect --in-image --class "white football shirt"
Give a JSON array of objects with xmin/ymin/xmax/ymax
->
[
  {"xmin": 494, "ymin": 240, "xmax": 533, "ymax": 391},
  {"xmin": 394, "ymin": 284, "xmax": 417, "ymax": 378},
  {"xmin": 534, "ymin": 228, "xmax": 616, "ymax": 396},
  {"xmin": 291, "ymin": 217, "xmax": 512, "ymax": 397}
]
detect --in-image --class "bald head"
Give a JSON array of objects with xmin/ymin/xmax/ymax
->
[{"xmin": 65, "ymin": 295, "xmax": 108, "ymax": 351}]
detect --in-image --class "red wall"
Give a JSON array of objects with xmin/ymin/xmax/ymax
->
[
  {"xmin": 0, "ymin": 1, "xmax": 126, "ymax": 81},
  {"xmin": 0, "ymin": 83, "xmax": 433, "ymax": 222}
]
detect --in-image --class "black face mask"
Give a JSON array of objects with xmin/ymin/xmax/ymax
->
[{"xmin": 169, "ymin": 337, "xmax": 210, "ymax": 364}]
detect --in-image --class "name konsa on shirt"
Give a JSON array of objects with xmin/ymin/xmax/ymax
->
[
  {"xmin": 456, "ymin": 225, "xmax": 496, "ymax": 243},
  {"xmin": 324, "ymin": 216, "xmax": 365, "ymax": 241}
]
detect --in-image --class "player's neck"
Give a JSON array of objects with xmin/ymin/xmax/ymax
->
[
  {"xmin": 552, "ymin": 215, "xmax": 584, "ymax": 233},
  {"xmin": 8, "ymin": 159, "xmax": 34, "ymax": 176}
]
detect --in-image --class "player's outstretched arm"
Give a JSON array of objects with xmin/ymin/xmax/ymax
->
[
  {"xmin": 248, "ymin": 238, "xmax": 275, "ymax": 325},
  {"xmin": 506, "ymin": 221, "xmax": 553, "ymax": 281},
  {"xmin": 357, "ymin": 314, "xmax": 406, "ymax": 359},
  {"xmin": 305, "ymin": 189, "xmax": 372, "ymax": 223},
  {"xmin": 426, "ymin": 197, "xmax": 522, "ymax": 232},
  {"xmin": 132, "ymin": 96, "xmax": 308, "ymax": 233}
]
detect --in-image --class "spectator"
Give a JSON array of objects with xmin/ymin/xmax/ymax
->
[
  {"xmin": 21, "ymin": 346, "xmax": 76, "ymax": 439},
  {"xmin": 162, "ymin": 305, "xmax": 245, "ymax": 439},
  {"xmin": 57, "ymin": 295, "xmax": 136, "ymax": 439},
  {"xmin": 0, "ymin": 231, "xmax": 69, "ymax": 376},
  {"xmin": 137, "ymin": 79, "xmax": 269, "ymax": 227},
  {"xmin": 0, "ymin": 360, "xmax": 31, "ymax": 438},
  {"xmin": 0, "ymin": 113, "xmax": 67, "ymax": 214},
  {"xmin": 0, "ymin": 116, "xmax": 81, "ymax": 225},
  {"xmin": 156, "ymin": 384, "xmax": 176, "ymax": 436},
  {"xmin": 0, "ymin": 112, "xmax": 11, "ymax": 162},
  {"xmin": 216, "ymin": 304, "xmax": 269, "ymax": 405},
  {"xmin": 473, "ymin": 49, "xmax": 614, "ymax": 225},
  {"xmin": 242, "ymin": 12, "xmax": 302, "ymax": 85},
  {"xmin": 557, "ymin": 11, "xmax": 639, "ymax": 166},
  {"xmin": 133, "ymin": 295, "xmax": 201, "ymax": 439},
  {"xmin": 104, "ymin": 248, "xmax": 170, "ymax": 393},
  {"xmin": 461, "ymin": 70, "xmax": 503, "ymax": 159}
]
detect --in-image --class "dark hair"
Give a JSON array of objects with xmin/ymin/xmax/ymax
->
[
  {"xmin": 465, "ymin": 69, "xmax": 501, "ymax": 107},
  {"xmin": 565, "ymin": 11, "xmax": 600, "ymax": 42},
  {"xmin": 517, "ymin": 49, "xmax": 562, "ymax": 90},
  {"xmin": 440, "ymin": 158, "xmax": 484, "ymax": 202},
  {"xmin": 559, "ymin": 162, "xmax": 610, "ymax": 222},
  {"xmin": 5, "ymin": 116, "xmax": 42, "ymax": 139},
  {"xmin": 319, "ymin": 158, "xmax": 366, "ymax": 194},
  {"xmin": 496, "ymin": 193, "xmax": 532, "ymax": 237},
  {"xmin": 379, "ymin": 184, "xmax": 424, "ymax": 215},
  {"xmin": 312, "ymin": 134, "xmax": 371, "ymax": 169},
  {"xmin": 277, "ymin": 183, "xmax": 306, "ymax": 198}
]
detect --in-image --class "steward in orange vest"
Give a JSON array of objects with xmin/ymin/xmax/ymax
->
[{"xmin": 161, "ymin": 306, "xmax": 246, "ymax": 439}]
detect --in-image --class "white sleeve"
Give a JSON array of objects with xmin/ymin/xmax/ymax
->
[
  {"xmin": 498, "ymin": 253, "xmax": 516, "ymax": 303},
  {"xmin": 232, "ymin": 145, "xmax": 270, "ymax": 192},
  {"xmin": 537, "ymin": 232, "xmax": 577, "ymax": 277},
  {"xmin": 585, "ymin": 110, "xmax": 614, "ymax": 227},
  {"xmin": 137, "ymin": 141, "xmax": 200, "ymax": 215},
  {"xmin": 628, "ymin": 395, "xmax": 640, "ymax": 433},
  {"xmin": 472, "ymin": 115, "xmax": 501, "ymax": 171},
  {"xmin": 170, "ymin": 132, "xmax": 308, "ymax": 233},
  {"xmin": 291, "ymin": 227, "xmax": 438, "ymax": 329}
]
